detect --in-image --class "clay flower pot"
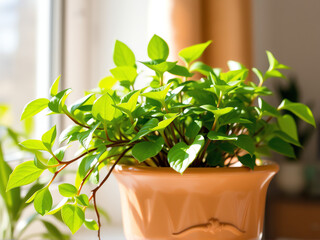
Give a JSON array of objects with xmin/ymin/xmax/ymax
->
[{"xmin": 113, "ymin": 161, "xmax": 279, "ymax": 240}]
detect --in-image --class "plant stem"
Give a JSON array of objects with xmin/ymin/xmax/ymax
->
[{"xmin": 88, "ymin": 147, "xmax": 132, "ymax": 240}]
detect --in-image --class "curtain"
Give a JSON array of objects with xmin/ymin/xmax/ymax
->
[{"xmin": 149, "ymin": 0, "xmax": 253, "ymax": 71}]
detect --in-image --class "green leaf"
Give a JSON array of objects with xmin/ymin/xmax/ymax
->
[
  {"xmin": 275, "ymin": 130, "xmax": 301, "ymax": 147},
  {"xmin": 42, "ymin": 126, "xmax": 57, "ymax": 150},
  {"xmin": 227, "ymin": 60, "xmax": 246, "ymax": 70},
  {"xmin": 110, "ymin": 66, "xmax": 137, "ymax": 83},
  {"xmin": 252, "ymin": 68, "xmax": 264, "ymax": 85},
  {"xmin": 48, "ymin": 89, "xmax": 72, "ymax": 113},
  {"xmin": 264, "ymin": 69, "xmax": 286, "ymax": 79},
  {"xmin": 278, "ymin": 99, "xmax": 315, "ymax": 127},
  {"xmin": 59, "ymin": 183, "xmax": 78, "ymax": 197},
  {"xmin": 148, "ymin": 34, "xmax": 169, "ymax": 61},
  {"xmin": 238, "ymin": 154, "xmax": 256, "ymax": 170},
  {"xmin": 84, "ymin": 219, "xmax": 99, "ymax": 231},
  {"xmin": 21, "ymin": 98, "xmax": 49, "ymax": 120},
  {"xmin": 141, "ymin": 60, "xmax": 177, "ymax": 74},
  {"xmin": 130, "ymin": 118, "xmax": 159, "ymax": 143},
  {"xmin": 258, "ymin": 98, "xmax": 281, "ymax": 118},
  {"xmin": 142, "ymin": 83, "xmax": 172, "ymax": 106},
  {"xmin": 34, "ymin": 152, "xmax": 48, "ymax": 169},
  {"xmin": 179, "ymin": 40, "xmax": 212, "ymax": 65},
  {"xmin": 69, "ymin": 93, "xmax": 94, "ymax": 113},
  {"xmin": 132, "ymin": 137, "xmax": 164, "ymax": 162},
  {"xmin": 207, "ymin": 131, "xmax": 238, "ymax": 141},
  {"xmin": 50, "ymin": 75, "xmax": 61, "ymax": 97},
  {"xmin": 76, "ymin": 194, "xmax": 89, "ymax": 206},
  {"xmin": 168, "ymin": 65, "xmax": 193, "ymax": 77},
  {"xmin": 7, "ymin": 161, "xmax": 44, "ymax": 191},
  {"xmin": 266, "ymin": 50, "xmax": 290, "ymax": 71},
  {"xmin": 168, "ymin": 135, "xmax": 205, "ymax": 174},
  {"xmin": 34, "ymin": 187, "xmax": 52, "ymax": 215},
  {"xmin": 278, "ymin": 114, "xmax": 298, "ymax": 141},
  {"xmin": 115, "ymin": 90, "xmax": 140, "ymax": 115},
  {"xmin": 98, "ymin": 76, "xmax": 118, "ymax": 90},
  {"xmin": 0, "ymin": 144, "xmax": 21, "ymax": 218},
  {"xmin": 47, "ymin": 198, "xmax": 68, "ymax": 215},
  {"xmin": 268, "ymin": 137, "xmax": 295, "ymax": 158},
  {"xmin": 41, "ymin": 220, "xmax": 65, "ymax": 240},
  {"xmin": 185, "ymin": 120, "xmax": 202, "ymax": 139},
  {"xmin": 77, "ymin": 122, "xmax": 100, "ymax": 150},
  {"xmin": 113, "ymin": 40, "xmax": 136, "ymax": 67},
  {"xmin": 61, "ymin": 204, "xmax": 85, "ymax": 234},
  {"xmin": 59, "ymin": 125, "xmax": 83, "ymax": 144},
  {"xmin": 20, "ymin": 139, "xmax": 47, "ymax": 151},
  {"xmin": 151, "ymin": 114, "xmax": 178, "ymax": 132},
  {"xmin": 233, "ymin": 135, "xmax": 255, "ymax": 155},
  {"xmin": 92, "ymin": 93, "xmax": 116, "ymax": 122},
  {"xmin": 200, "ymin": 105, "xmax": 234, "ymax": 118},
  {"xmin": 189, "ymin": 61, "xmax": 213, "ymax": 76}
]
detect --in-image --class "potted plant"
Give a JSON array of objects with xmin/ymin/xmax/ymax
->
[{"xmin": 6, "ymin": 35, "xmax": 315, "ymax": 240}]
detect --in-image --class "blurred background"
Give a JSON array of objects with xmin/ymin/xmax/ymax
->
[{"xmin": 0, "ymin": 0, "xmax": 320, "ymax": 239}]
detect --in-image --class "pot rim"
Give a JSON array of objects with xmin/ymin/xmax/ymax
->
[{"xmin": 114, "ymin": 160, "xmax": 279, "ymax": 175}]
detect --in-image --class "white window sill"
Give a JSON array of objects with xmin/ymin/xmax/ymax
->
[{"xmin": 73, "ymin": 225, "xmax": 125, "ymax": 240}]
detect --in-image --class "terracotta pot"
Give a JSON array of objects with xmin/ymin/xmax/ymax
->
[{"xmin": 113, "ymin": 161, "xmax": 279, "ymax": 240}]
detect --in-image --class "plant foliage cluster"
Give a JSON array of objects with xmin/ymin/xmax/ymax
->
[{"xmin": 6, "ymin": 35, "xmax": 315, "ymax": 239}]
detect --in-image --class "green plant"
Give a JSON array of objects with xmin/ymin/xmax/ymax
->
[
  {"xmin": 275, "ymin": 75, "xmax": 315, "ymax": 160},
  {"xmin": 0, "ymin": 105, "xmax": 69, "ymax": 240},
  {"xmin": 6, "ymin": 35, "xmax": 315, "ymax": 239}
]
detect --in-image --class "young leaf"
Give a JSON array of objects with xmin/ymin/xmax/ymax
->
[
  {"xmin": 61, "ymin": 204, "xmax": 85, "ymax": 234},
  {"xmin": 130, "ymin": 118, "xmax": 159, "ymax": 143},
  {"xmin": 148, "ymin": 34, "xmax": 169, "ymax": 61},
  {"xmin": 48, "ymin": 88, "xmax": 72, "ymax": 113},
  {"xmin": 92, "ymin": 93, "xmax": 116, "ymax": 122},
  {"xmin": 58, "ymin": 183, "xmax": 78, "ymax": 197},
  {"xmin": 207, "ymin": 131, "xmax": 238, "ymax": 141},
  {"xmin": 168, "ymin": 135, "xmax": 205, "ymax": 174},
  {"xmin": 200, "ymin": 105, "xmax": 234, "ymax": 118},
  {"xmin": 113, "ymin": 40, "xmax": 136, "ymax": 67},
  {"xmin": 233, "ymin": 135, "xmax": 255, "ymax": 156},
  {"xmin": 50, "ymin": 75, "xmax": 61, "ymax": 97},
  {"xmin": 84, "ymin": 219, "xmax": 99, "ymax": 231},
  {"xmin": 69, "ymin": 93, "xmax": 94, "ymax": 113},
  {"xmin": 266, "ymin": 50, "xmax": 290, "ymax": 71},
  {"xmin": 141, "ymin": 60, "xmax": 177, "ymax": 74},
  {"xmin": 7, "ymin": 161, "xmax": 44, "ymax": 191},
  {"xmin": 238, "ymin": 154, "xmax": 256, "ymax": 170},
  {"xmin": 99, "ymin": 76, "xmax": 118, "ymax": 90},
  {"xmin": 142, "ymin": 83, "xmax": 172, "ymax": 106},
  {"xmin": 34, "ymin": 187, "xmax": 52, "ymax": 215},
  {"xmin": 110, "ymin": 66, "xmax": 137, "ymax": 83},
  {"xmin": 76, "ymin": 194, "xmax": 89, "ymax": 207},
  {"xmin": 179, "ymin": 40, "xmax": 212, "ymax": 65},
  {"xmin": 132, "ymin": 137, "xmax": 164, "ymax": 162},
  {"xmin": 42, "ymin": 125, "xmax": 57, "ymax": 150},
  {"xmin": 151, "ymin": 114, "xmax": 178, "ymax": 132},
  {"xmin": 277, "ymin": 114, "xmax": 298, "ymax": 141},
  {"xmin": 278, "ymin": 99, "xmax": 316, "ymax": 127},
  {"xmin": 268, "ymin": 137, "xmax": 295, "ymax": 158},
  {"xmin": 115, "ymin": 90, "xmax": 140, "ymax": 115},
  {"xmin": 21, "ymin": 98, "xmax": 49, "ymax": 120},
  {"xmin": 252, "ymin": 68, "xmax": 264, "ymax": 85},
  {"xmin": 20, "ymin": 139, "xmax": 47, "ymax": 151}
]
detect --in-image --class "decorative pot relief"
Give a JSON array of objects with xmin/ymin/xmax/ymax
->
[{"xmin": 172, "ymin": 218, "xmax": 245, "ymax": 237}]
